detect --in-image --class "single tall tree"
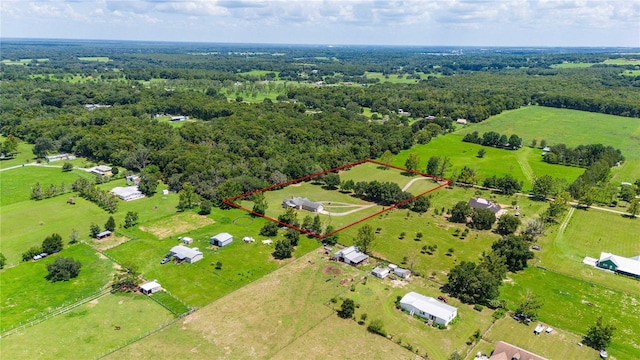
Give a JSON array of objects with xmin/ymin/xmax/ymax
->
[
  {"xmin": 354, "ymin": 224, "xmax": 375, "ymax": 254},
  {"xmin": 515, "ymin": 289, "xmax": 544, "ymax": 321},
  {"xmin": 584, "ymin": 317, "xmax": 616, "ymax": 350},
  {"xmin": 104, "ymin": 216, "xmax": 116, "ymax": 232}
]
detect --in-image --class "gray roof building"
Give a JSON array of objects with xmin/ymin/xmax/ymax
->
[
  {"xmin": 282, "ymin": 197, "xmax": 323, "ymax": 212},
  {"xmin": 469, "ymin": 197, "xmax": 502, "ymax": 214}
]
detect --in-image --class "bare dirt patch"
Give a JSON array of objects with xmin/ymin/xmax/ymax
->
[
  {"xmin": 87, "ymin": 299, "xmax": 99, "ymax": 308},
  {"xmin": 322, "ymin": 265, "xmax": 341, "ymax": 276},
  {"xmin": 92, "ymin": 236, "xmax": 129, "ymax": 252},
  {"xmin": 139, "ymin": 213, "xmax": 215, "ymax": 239}
]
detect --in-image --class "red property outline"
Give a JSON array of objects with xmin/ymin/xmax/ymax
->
[{"xmin": 222, "ymin": 159, "xmax": 451, "ymax": 239}]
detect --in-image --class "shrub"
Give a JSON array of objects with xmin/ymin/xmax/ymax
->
[
  {"xmin": 367, "ymin": 319, "xmax": 387, "ymax": 336},
  {"xmin": 474, "ymin": 304, "xmax": 484, "ymax": 312}
]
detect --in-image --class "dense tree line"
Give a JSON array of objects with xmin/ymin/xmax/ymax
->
[
  {"xmin": 543, "ymin": 143, "xmax": 624, "ymax": 167},
  {"xmin": 463, "ymin": 131, "xmax": 522, "ymax": 149}
]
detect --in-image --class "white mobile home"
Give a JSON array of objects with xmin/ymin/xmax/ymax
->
[{"xmin": 400, "ymin": 291, "xmax": 458, "ymax": 326}]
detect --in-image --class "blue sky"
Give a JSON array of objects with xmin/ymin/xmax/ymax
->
[{"xmin": 1, "ymin": 0, "xmax": 639, "ymax": 47}]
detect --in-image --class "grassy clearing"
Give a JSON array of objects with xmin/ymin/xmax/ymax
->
[
  {"xmin": 0, "ymin": 166, "xmax": 92, "ymax": 206},
  {"xmin": 538, "ymin": 208, "xmax": 640, "ymax": 297},
  {"xmin": 621, "ymin": 70, "xmax": 640, "ymax": 76},
  {"xmin": 139, "ymin": 212, "xmax": 215, "ymax": 239},
  {"xmin": 456, "ymin": 106, "xmax": 640, "ymax": 181},
  {"xmin": 237, "ymin": 69, "xmax": 279, "ymax": 78},
  {"xmin": 0, "ymin": 244, "xmax": 114, "ymax": 329},
  {"xmin": 77, "ymin": 56, "xmax": 110, "ymax": 62},
  {"xmin": 499, "ymin": 267, "xmax": 639, "ymax": 359},
  {"xmin": 604, "ymin": 58, "xmax": 640, "ymax": 65},
  {"xmin": 341, "ymin": 274, "xmax": 495, "ymax": 359},
  {"xmin": 365, "ymin": 72, "xmax": 422, "ymax": 84},
  {"xmin": 149, "ymin": 291, "xmax": 190, "ymax": 315},
  {"xmin": 0, "ymin": 292, "xmax": 174, "ymax": 359},
  {"xmin": 106, "ymin": 249, "xmax": 415, "ymax": 359},
  {"xmin": 483, "ymin": 316, "xmax": 599, "ymax": 359},
  {"xmin": 0, "ymin": 137, "xmax": 35, "ymax": 169},
  {"xmin": 391, "ymin": 135, "xmax": 583, "ymax": 191},
  {"xmin": 106, "ymin": 208, "xmax": 320, "ymax": 307},
  {"xmin": 550, "ymin": 62, "xmax": 596, "ymax": 68}
]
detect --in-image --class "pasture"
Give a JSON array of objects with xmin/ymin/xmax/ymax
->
[
  {"xmin": 0, "ymin": 165, "xmax": 92, "ymax": 206},
  {"xmin": 499, "ymin": 267, "xmax": 639, "ymax": 359},
  {"xmin": 77, "ymin": 56, "xmax": 110, "ymax": 62},
  {"xmin": 0, "ymin": 243, "xmax": 113, "ymax": 329},
  {"xmin": 392, "ymin": 135, "xmax": 584, "ymax": 191},
  {"xmin": 342, "ymin": 273, "xmax": 496, "ymax": 359},
  {"xmin": 106, "ymin": 207, "xmax": 319, "ymax": 307},
  {"xmin": 106, "ymin": 249, "xmax": 416, "ymax": 360},
  {"xmin": 0, "ymin": 137, "xmax": 35, "ymax": 169},
  {"xmin": 0, "ymin": 292, "xmax": 174, "ymax": 360},
  {"xmin": 481, "ymin": 316, "xmax": 599, "ymax": 359},
  {"xmin": 537, "ymin": 208, "xmax": 640, "ymax": 297},
  {"xmin": 456, "ymin": 106, "xmax": 640, "ymax": 181}
]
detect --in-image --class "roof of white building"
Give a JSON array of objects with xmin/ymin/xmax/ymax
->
[
  {"xmin": 599, "ymin": 252, "xmax": 640, "ymax": 276},
  {"xmin": 140, "ymin": 280, "xmax": 161, "ymax": 291},
  {"xmin": 400, "ymin": 292, "xmax": 457, "ymax": 320},
  {"xmin": 170, "ymin": 245, "xmax": 202, "ymax": 260}
]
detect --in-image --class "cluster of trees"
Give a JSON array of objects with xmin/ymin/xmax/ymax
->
[
  {"xmin": 112, "ymin": 262, "xmax": 141, "ymax": 292},
  {"xmin": 46, "ymin": 257, "xmax": 82, "ymax": 282},
  {"xmin": 346, "ymin": 180, "xmax": 414, "ymax": 207},
  {"xmin": 462, "ymin": 131, "xmax": 522, "ymax": 149},
  {"xmin": 0, "ymin": 135, "xmax": 19, "ymax": 158},
  {"xmin": 483, "ymin": 174, "xmax": 523, "ymax": 195},
  {"xmin": 21, "ymin": 233, "xmax": 64, "ymax": 261},
  {"xmin": 72, "ymin": 178, "xmax": 118, "ymax": 213},
  {"xmin": 30, "ymin": 181, "xmax": 70, "ymax": 200},
  {"xmin": 272, "ymin": 229, "xmax": 302, "ymax": 260},
  {"xmin": 447, "ymin": 235, "xmax": 533, "ymax": 304},
  {"xmin": 543, "ymin": 143, "xmax": 624, "ymax": 167}
]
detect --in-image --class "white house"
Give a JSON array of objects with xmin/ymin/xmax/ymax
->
[
  {"xmin": 333, "ymin": 246, "xmax": 368, "ymax": 266},
  {"xmin": 182, "ymin": 237, "xmax": 194, "ymax": 245},
  {"xmin": 372, "ymin": 267, "xmax": 390, "ymax": 279},
  {"xmin": 400, "ymin": 292, "xmax": 458, "ymax": 326},
  {"xmin": 394, "ymin": 267, "xmax": 411, "ymax": 279},
  {"xmin": 597, "ymin": 252, "xmax": 640, "ymax": 278},
  {"xmin": 456, "ymin": 118, "xmax": 468, "ymax": 125},
  {"xmin": 140, "ymin": 280, "xmax": 162, "ymax": 295},
  {"xmin": 111, "ymin": 186, "xmax": 144, "ymax": 201},
  {"xmin": 210, "ymin": 232, "xmax": 233, "ymax": 247},
  {"xmin": 89, "ymin": 165, "xmax": 112, "ymax": 176},
  {"xmin": 170, "ymin": 245, "xmax": 203, "ymax": 263}
]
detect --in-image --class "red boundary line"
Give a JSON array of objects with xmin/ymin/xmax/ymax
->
[{"xmin": 222, "ymin": 159, "xmax": 451, "ymax": 239}]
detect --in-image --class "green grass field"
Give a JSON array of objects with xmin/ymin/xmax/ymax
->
[
  {"xmin": 604, "ymin": 58, "xmax": 640, "ymax": 65},
  {"xmin": 1, "ymin": 58, "xmax": 48, "ymax": 65},
  {"xmin": 106, "ymin": 207, "xmax": 320, "ymax": 307},
  {"xmin": 106, "ymin": 249, "xmax": 416, "ymax": 360},
  {"xmin": 537, "ymin": 209, "xmax": 640, "ymax": 297},
  {"xmin": 391, "ymin": 135, "xmax": 584, "ymax": 191},
  {"xmin": 0, "ymin": 244, "xmax": 114, "ymax": 329},
  {"xmin": 550, "ymin": 62, "xmax": 596, "ymax": 68},
  {"xmin": 77, "ymin": 56, "xmax": 110, "ymax": 62},
  {"xmin": 456, "ymin": 106, "xmax": 640, "ymax": 182},
  {"xmin": 365, "ymin": 72, "xmax": 423, "ymax": 84},
  {"xmin": 499, "ymin": 267, "xmax": 639, "ymax": 359},
  {"xmin": 0, "ymin": 137, "xmax": 36, "ymax": 169},
  {"xmin": 342, "ymin": 274, "xmax": 495, "ymax": 359},
  {"xmin": 0, "ymin": 292, "xmax": 174, "ymax": 359},
  {"xmin": 0, "ymin": 166, "xmax": 93, "ymax": 206}
]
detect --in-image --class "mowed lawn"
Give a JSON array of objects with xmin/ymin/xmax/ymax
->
[
  {"xmin": 457, "ymin": 106, "xmax": 640, "ymax": 181},
  {"xmin": 106, "ymin": 249, "xmax": 416, "ymax": 360},
  {"xmin": 499, "ymin": 267, "xmax": 639, "ymax": 360},
  {"xmin": 538, "ymin": 209, "xmax": 640, "ymax": 297},
  {"xmin": 0, "ymin": 292, "xmax": 174, "ymax": 360},
  {"xmin": 0, "ymin": 166, "xmax": 93, "ymax": 206},
  {"xmin": 342, "ymin": 274, "xmax": 495, "ymax": 359},
  {"xmin": 391, "ymin": 135, "xmax": 583, "ymax": 192},
  {"xmin": 482, "ymin": 316, "xmax": 599, "ymax": 359},
  {"xmin": 0, "ymin": 244, "xmax": 114, "ymax": 329},
  {"xmin": 0, "ymin": 138, "xmax": 35, "ymax": 169},
  {"xmin": 106, "ymin": 208, "xmax": 320, "ymax": 307}
]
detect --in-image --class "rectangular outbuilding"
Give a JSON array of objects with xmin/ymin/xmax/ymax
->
[
  {"xmin": 400, "ymin": 292, "xmax": 458, "ymax": 326},
  {"xmin": 333, "ymin": 246, "xmax": 368, "ymax": 266},
  {"xmin": 371, "ymin": 267, "xmax": 390, "ymax": 279},
  {"xmin": 140, "ymin": 280, "xmax": 162, "ymax": 295},
  {"xmin": 170, "ymin": 245, "xmax": 203, "ymax": 263},
  {"xmin": 210, "ymin": 232, "xmax": 233, "ymax": 247},
  {"xmin": 96, "ymin": 230, "xmax": 112, "ymax": 239}
]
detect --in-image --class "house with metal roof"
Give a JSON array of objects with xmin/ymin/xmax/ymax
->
[
  {"xmin": 489, "ymin": 341, "xmax": 548, "ymax": 360},
  {"xmin": 394, "ymin": 267, "xmax": 411, "ymax": 279},
  {"xmin": 399, "ymin": 291, "xmax": 458, "ymax": 326},
  {"xmin": 597, "ymin": 252, "xmax": 640, "ymax": 278},
  {"xmin": 371, "ymin": 267, "xmax": 390, "ymax": 279},
  {"xmin": 96, "ymin": 230, "xmax": 112, "ymax": 239},
  {"xmin": 333, "ymin": 246, "xmax": 368, "ymax": 266},
  {"xmin": 210, "ymin": 232, "xmax": 233, "ymax": 247},
  {"xmin": 469, "ymin": 197, "xmax": 502, "ymax": 214},
  {"xmin": 111, "ymin": 186, "xmax": 144, "ymax": 201},
  {"xmin": 170, "ymin": 245, "xmax": 203, "ymax": 263},
  {"xmin": 282, "ymin": 197, "xmax": 324, "ymax": 213}
]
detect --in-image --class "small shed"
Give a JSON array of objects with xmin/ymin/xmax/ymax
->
[
  {"xmin": 182, "ymin": 237, "xmax": 194, "ymax": 245},
  {"xmin": 96, "ymin": 230, "xmax": 112, "ymax": 240},
  {"xmin": 140, "ymin": 280, "xmax": 162, "ymax": 295},
  {"xmin": 394, "ymin": 267, "xmax": 411, "ymax": 279},
  {"xmin": 211, "ymin": 232, "xmax": 233, "ymax": 247},
  {"xmin": 372, "ymin": 267, "xmax": 390, "ymax": 279}
]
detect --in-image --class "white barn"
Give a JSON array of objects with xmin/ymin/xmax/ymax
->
[
  {"xmin": 400, "ymin": 292, "xmax": 458, "ymax": 326},
  {"xmin": 333, "ymin": 246, "xmax": 368, "ymax": 266},
  {"xmin": 210, "ymin": 232, "xmax": 233, "ymax": 247},
  {"xmin": 170, "ymin": 245, "xmax": 203, "ymax": 263},
  {"xmin": 140, "ymin": 280, "xmax": 162, "ymax": 295},
  {"xmin": 371, "ymin": 267, "xmax": 390, "ymax": 279},
  {"xmin": 111, "ymin": 186, "xmax": 144, "ymax": 201}
]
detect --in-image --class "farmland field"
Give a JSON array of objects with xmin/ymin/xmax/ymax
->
[
  {"xmin": 499, "ymin": 267, "xmax": 639, "ymax": 359},
  {"xmin": 457, "ymin": 106, "xmax": 640, "ymax": 181},
  {"xmin": 106, "ymin": 249, "xmax": 417, "ymax": 360},
  {"xmin": 0, "ymin": 244, "xmax": 113, "ymax": 329},
  {"xmin": 0, "ymin": 292, "xmax": 174, "ymax": 359},
  {"xmin": 0, "ymin": 137, "xmax": 36, "ymax": 169},
  {"xmin": 77, "ymin": 56, "xmax": 110, "ymax": 62}
]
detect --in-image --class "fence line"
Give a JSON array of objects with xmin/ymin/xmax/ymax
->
[{"xmin": 1, "ymin": 288, "xmax": 111, "ymax": 338}]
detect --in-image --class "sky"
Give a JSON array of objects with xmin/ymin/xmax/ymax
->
[{"xmin": 1, "ymin": 0, "xmax": 639, "ymax": 47}]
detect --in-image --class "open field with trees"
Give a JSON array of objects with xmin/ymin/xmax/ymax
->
[
  {"xmin": 0, "ymin": 166, "xmax": 93, "ymax": 206},
  {"xmin": 0, "ymin": 292, "xmax": 174, "ymax": 359},
  {"xmin": 105, "ymin": 249, "xmax": 417, "ymax": 360},
  {"xmin": 0, "ymin": 244, "xmax": 113, "ymax": 329}
]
